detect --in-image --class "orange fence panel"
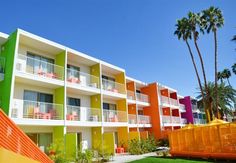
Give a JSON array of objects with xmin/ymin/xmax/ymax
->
[
  {"xmin": 0, "ymin": 109, "xmax": 53, "ymax": 163},
  {"xmin": 169, "ymin": 120, "xmax": 236, "ymax": 160}
]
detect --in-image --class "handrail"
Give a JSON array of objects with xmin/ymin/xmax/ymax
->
[
  {"xmin": 103, "ymin": 109, "xmax": 127, "ymax": 122},
  {"xmin": 102, "ymin": 78, "xmax": 125, "ymax": 94},
  {"xmin": 136, "ymin": 92, "xmax": 149, "ymax": 103}
]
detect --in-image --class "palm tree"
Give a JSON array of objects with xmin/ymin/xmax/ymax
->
[
  {"xmin": 232, "ymin": 63, "xmax": 236, "ymax": 75},
  {"xmin": 232, "ymin": 35, "xmax": 236, "ymax": 41},
  {"xmin": 201, "ymin": 7, "xmax": 224, "ymax": 118},
  {"xmin": 217, "ymin": 71, "xmax": 224, "ymax": 83},
  {"xmin": 174, "ymin": 18, "xmax": 211, "ymax": 122},
  {"xmin": 188, "ymin": 12, "xmax": 209, "ymax": 98},
  {"xmin": 197, "ymin": 82, "xmax": 236, "ymax": 119},
  {"xmin": 221, "ymin": 69, "xmax": 231, "ymax": 86}
]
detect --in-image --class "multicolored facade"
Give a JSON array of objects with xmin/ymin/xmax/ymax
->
[{"xmin": 0, "ymin": 29, "xmax": 206, "ymax": 157}]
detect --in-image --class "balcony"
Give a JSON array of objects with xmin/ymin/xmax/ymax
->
[
  {"xmin": 162, "ymin": 115, "xmax": 171, "ymax": 123},
  {"xmin": 138, "ymin": 115, "xmax": 151, "ymax": 124},
  {"xmin": 127, "ymin": 90, "xmax": 135, "ymax": 100},
  {"xmin": 172, "ymin": 116, "xmax": 180, "ymax": 123},
  {"xmin": 180, "ymin": 118, "xmax": 187, "ymax": 124},
  {"xmin": 103, "ymin": 109, "xmax": 127, "ymax": 122},
  {"xmin": 194, "ymin": 118, "xmax": 206, "ymax": 124},
  {"xmin": 16, "ymin": 54, "xmax": 64, "ymax": 81},
  {"xmin": 102, "ymin": 79, "xmax": 125, "ymax": 94},
  {"xmin": 128, "ymin": 114, "xmax": 137, "ymax": 124},
  {"xmin": 0, "ymin": 57, "xmax": 5, "ymax": 81},
  {"xmin": 11, "ymin": 99, "xmax": 63, "ymax": 120},
  {"xmin": 136, "ymin": 92, "xmax": 149, "ymax": 103},
  {"xmin": 66, "ymin": 105, "xmax": 101, "ymax": 122},
  {"xmin": 179, "ymin": 104, "xmax": 186, "ymax": 112},
  {"xmin": 170, "ymin": 98, "xmax": 178, "ymax": 106},
  {"xmin": 192, "ymin": 104, "xmax": 198, "ymax": 112},
  {"xmin": 67, "ymin": 68, "xmax": 100, "ymax": 89},
  {"xmin": 161, "ymin": 96, "xmax": 169, "ymax": 105}
]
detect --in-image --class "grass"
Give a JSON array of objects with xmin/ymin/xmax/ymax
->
[{"xmin": 128, "ymin": 156, "xmax": 231, "ymax": 163}]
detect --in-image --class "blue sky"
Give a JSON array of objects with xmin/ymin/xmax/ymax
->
[{"xmin": 0, "ymin": 0, "xmax": 235, "ymax": 97}]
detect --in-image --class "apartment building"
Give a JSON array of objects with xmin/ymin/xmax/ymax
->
[{"xmin": 0, "ymin": 29, "xmax": 205, "ymax": 158}]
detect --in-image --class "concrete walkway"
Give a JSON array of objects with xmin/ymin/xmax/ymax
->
[{"xmin": 108, "ymin": 152, "xmax": 156, "ymax": 163}]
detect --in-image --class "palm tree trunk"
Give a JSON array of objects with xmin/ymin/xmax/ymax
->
[
  {"xmin": 185, "ymin": 40, "xmax": 210, "ymax": 122},
  {"xmin": 214, "ymin": 30, "xmax": 219, "ymax": 119},
  {"xmin": 227, "ymin": 78, "xmax": 231, "ymax": 87}
]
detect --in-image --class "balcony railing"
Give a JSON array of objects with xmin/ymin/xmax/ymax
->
[
  {"xmin": 170, "ymin": 98, "xmax": 178, "ymax": 106},
  {"xmin": 16, "ymin": 54, "xmax": 64, "ymax": 80},
  {"xmin": 179, "ymin": 104, "xmax": 186, "ymax": 111},
  {"xmin": 194, "ymin": 118, "xmax": 206, "ymax": 124},
  {"xmin": 162, "ymin": 115, "xmax": 171, "ymax": 123},
  {"xmin": 11, "ymin": 99, "xmax": 63, "ymax": 120},
  {"xmin": 66, "ymin": 105, "xmax": 101, "ymax": 122},
  {"xmin": 138, "ymin": 115, "xmax": 151, "ymax": 124},
  {"xmin": 127, "ymin": 90, "xmax": 135, "ymax": 100},
  {"xmin": 181, "ymin": 118, "xmax": 187, "ymax": 124},
  {"xmin": 102, "ymin": 79, "xmax": 126, "ymax": 94},
  {"xmin": 67, "ymin": 68, "xmax": 100, "ymax": 89},
  {"xmin": 128, "ymin": 114, "xmax": 137, "ymax": 124},
  {"xmin": 172, "ymin": 116, "xmax": 180, "ymax": 123},
  {"xmin": 161, "ymin": 96, "xmax": 169, "ymax": 104},
  {"xmin": 103, "ymin": 109, "xmax": 127, "ymax": 122},
  {"xmin": 136, "ymin": 92, "xmax": 149, "ymax": 103},
  {"xmin": 192, "ymin": 104, "xmax": 198, "ymax": 112}
]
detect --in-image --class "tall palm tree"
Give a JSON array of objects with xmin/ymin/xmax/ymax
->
[
  {"xmin": 221, "ymin": 69, "xmax": 231, "ymax": 86},
  {"xmin": 232, "ymin": 35, "xmax": 236, "ymax": 41},
  {"xmin": 197, "ymin": 82, "xmax": 236, "ymax": 119},
  {"xmin": 217, "ymin": 71, "xmax": 224, "ymax": 83},
  {"xmin": 188, "ymin": 12, "xmax": 209, "ymax": 97},
  {"xmin": 174, "ymin": 18, "xmax": 210, "ymax": 122},
  {"xmin": 232, "ymin": 63, "xmax": 236, "ymax": 75},
  {"xmin": 201, "ymin": 7, "xmax": 224, "ymax": 118}
]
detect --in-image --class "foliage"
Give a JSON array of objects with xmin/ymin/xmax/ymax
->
[
  {"xmin": 197, "ymin": 82, "xmax": 236, "ymax": 118},
  {"xmin": 218, "ymin": 68, "xmax": 231, "ymax": 85},
  {"xmin": 76, "ymin": 149, "xmax": 93, "ymax": 163},
  {"xmin": 232, "ymin": 63, "xmax": 236, "ymax": 75},
  {"xmin": 128, "ymin": 136, "xmax": 157, "ymax": 155},
  {"xmin": 157, "ymin": 138, "xmax": 169, "ymax": 147},
  {"xmin": 47, "ymin": 139, "xmax": 69, "ymax": 163}
]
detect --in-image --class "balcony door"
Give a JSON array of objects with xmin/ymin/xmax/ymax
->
[
  {"xmin": 26, "ymin": 52, "xmax": 54, "ymax": 74},
  {"xmin": 102, "ymin": 75, "xmax": 115, "ymax": 90},
  {"xmin": 23, "ymin": 90, "xmax": 53, "ymax": 115},
  {"xmin": 27, "ymin": 133, "xmax": 52, "ymax": 153},
  {"xmin": 67, "ymin": 64, "xmax": 80, "ymax": 79}
]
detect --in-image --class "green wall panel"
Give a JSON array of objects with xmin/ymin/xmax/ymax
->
[
  {"xmin": 65, "ymin": 133, "xmax": 77, "ymax": 160},
  {"xmin": 0, "ymin": 30, "xmax": 18, "ymax": 114}
]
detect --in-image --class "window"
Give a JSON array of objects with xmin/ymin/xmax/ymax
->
[
  {"xmin": 67, "ymin": 97, "xmax": 80, "ymax": 106},
  {"xmin": 103, "ymin": 102, "xmax": 116, "ymax": 110},
  {"xmin": 27, "ymin": 133, "xmax": 52, "ymax": 153},
  {"xmin": 67, "ymin": 64, "xmax": 80, "ymax": 78},
  {"xmin": 27, "ymin": 52, "xmax": 54, "ymax": 74},
  {"xmin": 102, "ymin": 75, "xmax": 115, "ymax": 89},
  {"xmin": 136, "ymin": 90, "xmax": 141, "ymax": 94}
]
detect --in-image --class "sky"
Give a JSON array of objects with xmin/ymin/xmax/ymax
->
[{"xmin": 0, "ymin": 0, "xmax": 235, "ymax": 97}]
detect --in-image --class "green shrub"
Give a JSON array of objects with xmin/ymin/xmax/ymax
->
[
  {"xmin": 76, "ymin": 149, "xmax": 93, "ymax": 163},
  {"xmin": 128, "ymin": 136, "xmax": 157, "ymax": 155},
  {"xmin": 157, "ymin": 138, "xmax": 169, "ymax": 147}
]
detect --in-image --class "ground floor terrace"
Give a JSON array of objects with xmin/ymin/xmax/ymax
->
[{"xmin": 18, "ymin": 124, "xmax": 150, "ymax": 160}]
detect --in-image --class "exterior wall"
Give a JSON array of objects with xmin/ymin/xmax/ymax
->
[
  {"xmin": 0, "ymin": 30, "xmax": 18, "ymax": 114},
  {"xmin": 179, "ymin": 96, "xmax": 194, "ymax": 124}
]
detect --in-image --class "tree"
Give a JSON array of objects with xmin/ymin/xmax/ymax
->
[
  {"xmin": 197, "ymin": 82, "xmax": 236, "ymax": 119},
  {"xmin": 232, "ymin": 35, "xmax": 236, "ymax": 41},
  {"xmin": 221, "ymin": 68, "xmax": 231, "ymax": 86},
  {"xmin": 201, "ymin": 6, "xmax": 224, "ymax": 118},
  {"xmin": 174, "ymin": 18, "xmax": 210, "ymax": 122},
  {"xmin": 232, "ymin": 63, "xmax": 236, "ymax": 75},
  {"xmin": 217, "ymin": 71, "xmax": 224, "ymax": 83}
]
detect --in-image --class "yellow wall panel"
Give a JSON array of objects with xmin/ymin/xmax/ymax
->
[{"xmin": 103, "ymin": 132, "xmax": 115, "ymax": 155}]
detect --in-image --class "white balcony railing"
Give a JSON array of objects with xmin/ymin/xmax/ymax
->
[
  {"xmin": 128, "ymin": 114, "xmax": 137, "ymax": 124},
  {"xmin": 16, "ymin": 54, "xmax": 64, "ymax": 80},
  {"xmin": 170, "ymin": 98, "xmax": 178, "ymax": 106},
  {"xmin": 172, "ymin": 116, "xmax": 181, "ymax": 123},
  {"xmin": 192, "ymin": 104, "xmax": 198, "ymax": 112},
  {"xmin": 66, "ymin": 105, "xmax": 101, "ymax": 122},
  {"xmin": 127, "ymin": 90, "xmax": 135, "ymax": 100},
  {"xmin": 194, "ymin": 118, "xmax": 206, "ymax": 124},
  {"xmin": 161, "ymin": 96, "xmax": 169, "ymax": 105},
  {"xmin": 179, "ymin": 104, "xmax": 186, "ymax": 111},
  {"xmin": 11, "ymin": 99, "xmax": 63, "ymax": 120},
  {"xmin": 103, "ymin": 109, "xmax": 127, "ymax": 122},
  {"xmin": 136, "ymin": 92, "xmax": 149, "ymax": 103},
  {"xmin": 180, "ymin": 118, "xmax": 187, "ymax": 124},
  {"xmin": 67, "ymin": 68, "xmax": 100, "ymax": 89},
  {"xmin": 138, "ymin": 115, "xmax": 151, "ymax": 124},
  {"xmin": 102, "ymin": 79, "xmax": 126, "ymax": 94},
  {"xmin": 161, "ymin": 115, "xmax": 171, "ymax": 123}
]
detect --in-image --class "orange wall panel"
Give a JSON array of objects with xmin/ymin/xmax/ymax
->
[
  {"xmin": 170, "ymin": 92, "xmax": 177, "ymax": 99},
  {"xmin": 162, "ymin": 107, "xmax": 171, "ymax": 116},
  {"xmin": 128, "ymin": 104, "xmax": 136, "ymax": 114},
  {"xmin": 160, "ymin": 89, "xmax": 169, "ymax": 97},
  {"xmin": 126, "ymin": 81, "xmax": 135, "ymax": 91}
]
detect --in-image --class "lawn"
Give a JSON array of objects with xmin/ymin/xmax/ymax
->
[{"xmin": 129, "ymin": 156, "xmax": 215, "ymax": 163}]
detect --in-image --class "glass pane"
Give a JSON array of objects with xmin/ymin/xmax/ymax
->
[{"xmin": 38, "ymin": 133, "xmax": 52, "ymax": 153}]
